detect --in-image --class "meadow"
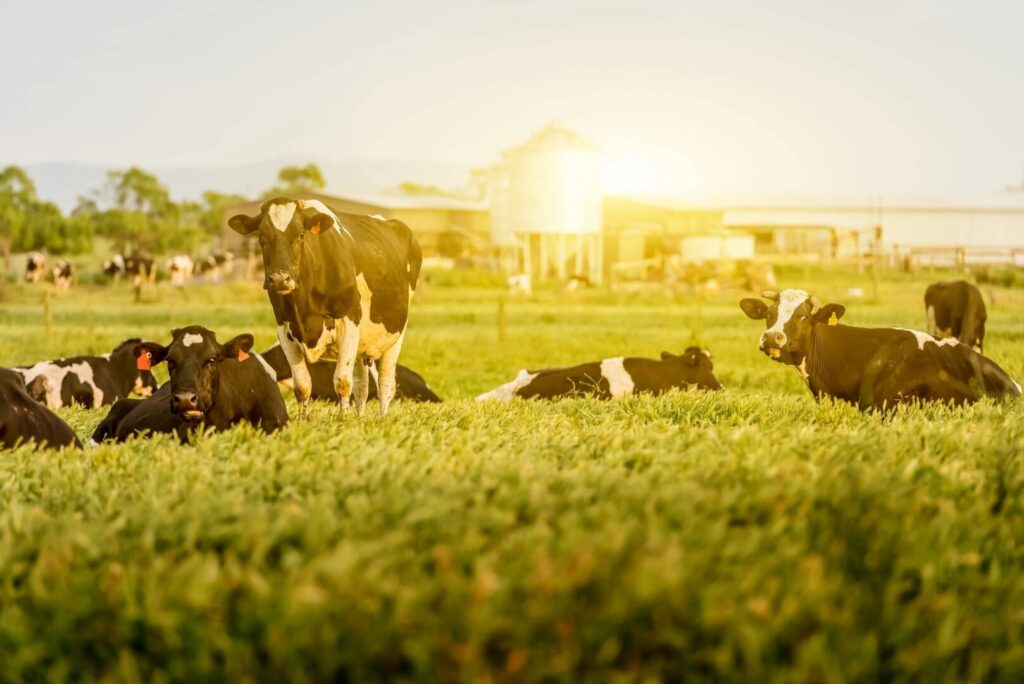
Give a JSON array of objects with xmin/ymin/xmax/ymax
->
[{"xmin": 1, "ymin": 268, "xmax": 1023, "ymax": 682}]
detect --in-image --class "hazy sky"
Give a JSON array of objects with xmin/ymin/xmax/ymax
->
[{"xmin": 4, "ymin": 0, "xmax": 1024, "ymax": 197}]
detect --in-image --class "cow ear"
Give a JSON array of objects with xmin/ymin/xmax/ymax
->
[
  {"xmin": 221, "ymin": 334, "xmax": 255, "ymax": 360},
  {"xmin": 812, "ymin": 303, "xmax": 846, "ymax": 325},
  {"xmin": 660, "ymin": 351, "xmax": 676, "ymax": 361},
  {"xmin": 228, "ymin": 213, "xmax": 260, "ymax": 236},
  {"xmin": 134, "ymin": 342, "xmax": 168, "ymax": 369},
  {"xmin": 740, "ymin": 298, "xmax": 769, "ymax": 320},
  {"xmin": 303, "ymin": 212, "xmax": 333, "ymax": 235}
]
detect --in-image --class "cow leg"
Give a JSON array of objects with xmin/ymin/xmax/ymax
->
[
  {"xmin": 377, "ymin": 331, "xmax": 405, "ymax": 416},
  {"xmin": 333, "ymin": 318, "xmax": 360, "ymax": 414},
  {"xmin": 278, "ymin": 328, "xmax": 312, "ymax": 420},
  {"xmin": 352, "ymin": 355, "xmax": 370, "ymax": 415}
]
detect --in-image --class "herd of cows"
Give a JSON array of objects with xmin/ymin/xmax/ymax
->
[
  {"xmin": 2, "ymin": 199, "xmax": 1021, "ymax": 450},
  {"xmin": 23, "ymin": 250, "xmax": 238, "ymax": 290}
]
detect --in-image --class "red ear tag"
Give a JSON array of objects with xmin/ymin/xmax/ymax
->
[
  {"xmin": 309, "ymin": 225, "xmax": 321, "ymax": 235},
  {"xmin": 137, "ymin": 351, "xmax": 152, "ymax": 371},
  {"xmin": 237, "ymin": 349, "xmax": 250, "ymax": 362}
]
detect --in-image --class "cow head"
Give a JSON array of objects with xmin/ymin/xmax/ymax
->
[
  {"xmin": 660, "ymin": 346, "xmax": 722, "ymax": 390},
  {"xmin": 227, "ymin": 198, "xmax": 336, "ymax": 295},
  {"xmin": 109, "ymin": 338, "xmax": 159, "ymax": 397},
  {"xmin": 739, "ymin": 289, "xmax": 846, "ymax": 364},
  {"xmin": 134, "ymin": 326, "xmax": 254, "ymax": 420}
]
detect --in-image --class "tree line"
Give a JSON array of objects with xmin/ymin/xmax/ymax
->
[{"xmin": 0, "ymin": 163, "xmax": 327, "ymax": 260}]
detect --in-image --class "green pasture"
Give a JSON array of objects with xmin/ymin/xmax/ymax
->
[{"xmin": 0, "ymin": 268, "xmax": 1023, "ymax": 681}]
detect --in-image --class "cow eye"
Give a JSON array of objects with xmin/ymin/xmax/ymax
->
[
  {"xmin": 800, "ymin": 315, "xmax": 808, "ymax": 321},
  {"xmin": 205, "ymin": 357, "xmax": 217, "ymax": 366}
]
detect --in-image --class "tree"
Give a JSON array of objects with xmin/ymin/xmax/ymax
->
[
  {"xmin": 199, "ymin": 190, "xmax": 247, "ymax": 237},
  {"xmin": 101, "ymin": 167, "xmax": 173, "ymax": 216},
  {"xmin": 267, "ymin": 164, "xmax": 326, "ymax": 196}
]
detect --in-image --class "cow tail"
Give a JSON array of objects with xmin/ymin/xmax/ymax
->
[{"xmin": 406, "ymin": 226, "xmax": 423, "ymax": 291}]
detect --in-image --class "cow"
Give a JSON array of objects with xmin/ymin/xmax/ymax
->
[
  {"xmin": 15, "ymin": 338, "xmax": 159, "ymax": 410},
  {"xmin": 739, "ymin": 288, "xmax": 1021, "ymax": 411},
  {"xmin": 25, "ymin": 252, "xmax": 47, "ymax": 283},
  {"xmin": 476, "ymin": 347, "xmax": 721, "ymax": 401},
  {"xmin": 103, "ymin": 253, "xmax": 157, "ymax": 285},
  {"xmin": 508, "ymin": 273, "xmax": 532, "ymax": 296},
  {"xmin": 195, "ymin": 251, "xmax": 235, "ymax": 283},
  {"xmin": 166, "ymin": 255, "xmax": 195, "ymax": 287},
  {"xmin": 260, "ymin": 343, "xmax": 442, "ymax": 403},
  {"xmin": 117, "ymin": 326, "xmax": 288, "ymax": 440},
  {"xmin": 51, "ymin": 259, "xmax": 74, "ymax": 290},
  {"xmin": 925, "ymin": 280, "xmax": 987, "ymax": 352},
  {"xmin": 0, "ymin": 368, "xmax": 81, "ymax": 450},
  {"xmin": 228, "ymin": 197, "xmax": 422, "ymax": 418}
]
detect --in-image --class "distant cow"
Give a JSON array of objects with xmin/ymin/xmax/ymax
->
[
  {"xmin": 0, "ymin": 368, "xmax": 80, "ymax": 450},
  {"xmin": 260, "ymin": 343, "xmax": 442, "ymax": 403},
  {"xmin": 508, "ymin": 273, "xmax": 532, "ymax": 296},
  {"xmin": 739, "ymin": 289, "xmax": 1020, "ymax": 410},
  {"xmin": 118, "ymin": 326, "xmax": 288, "ymax": 440},
  {"xmin": 103, "ymin": 253, "xmax": 157, "ymax": 284},
  {"xmin": 925, "ymin": 280, "xmax": 987, "ymax": 352},
  {"xmin": 166, "ymin": 255, "xmax": 195, "ymax": 287},
  {"xmin": 476, "ymin": 347, "xmax": 721, "ymax": 401},
  {"xmin": 25, "ymin": 252, "xmax": 47, "ymax": 283},
  {"xmin": 15, "ymin": 338, "xmax": 159, "ymax": 410},
  {"xmin": 229, "ymin": 197, "xmax": 422, "ymax": 417},
  {"xmin": 51, "ymin": 260, "xmax": 74, "ymax": 290},
  {"xmin": 195, "ymin": 252, "xmax": 235, "ymax": 283}
]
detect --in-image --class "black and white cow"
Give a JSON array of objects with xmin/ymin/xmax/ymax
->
[
  {"xmin": 103, "ymin": 253, "xmax": 157, "ymax": 284},
  {"xmin": 476, "ymin": 347, "xmax": 721, "ymax": 401},
  {"xmin": 229, "ymin": 197, "xmax": 422, "ymax": 417},
  {"xmin": 195, "ymin": 252, "xmax": 235, "ymax": 283},
  {"xmin": 117, "ymin": 326, "xmax": 288, "ymax": 440},
  {"xmin": 25, "ymin": 252, "xmax": 47, "ymax": 283},
  {"xmin": 15, "ymin": 339, "xmax": 159, "ymax": 410},
  {"xmin": 260, "ymin": 343, "xmax": 441, "ymax": 403},
  {"xmin": 166, "ymin": 255, "xmax": 195, "ymax": 287},
  {"xmin": 925, "ymin": 280, "xmax": 987, "ymax": 353},
  {"xmin": 739, "ymin": 288, "xmax": 1021, "ymax": 410},
  {"xmin": 52, "ymin": 260, "xmax": 74, "ymax": 290},
  {"xmin": 0, "ymin": 368, "xmax": 81, "ymax": 450}
]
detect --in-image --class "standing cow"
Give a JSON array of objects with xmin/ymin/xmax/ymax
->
[
  {"xmin": 52, "ymin": 260, "xmax": 74, "ymax": 290},
  {"xmin": 25, "ymin": 252, "xmax": 47, "ymax": 283},
  {"xmin": 925, "ymin": 280, "xmax": 986, "ymax": 352},
  {"xmin": 103, "ymin": 253, "xmax": 158, "ymax": 285},
  {"xmin": 229, "ymin": 197, "xmax": 422, "ymax": 417}
]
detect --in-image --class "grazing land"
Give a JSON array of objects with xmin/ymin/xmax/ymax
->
[{"xmin": 1, "ymin": 269, "xmax": 1023, "ymax": 681}]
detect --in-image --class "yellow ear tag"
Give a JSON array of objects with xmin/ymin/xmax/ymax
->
[
  {"xmin": 828, "ymin": 312, "xmax": 838, "ymax": 326},
  {"xmin": 309, "ymin": 225, "xmax": 321, "ymax": 235}
]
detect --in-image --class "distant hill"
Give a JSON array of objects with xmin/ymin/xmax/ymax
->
[{"xmin": 23, "ymin": 158, "xmax": 473, "ymax": 211}]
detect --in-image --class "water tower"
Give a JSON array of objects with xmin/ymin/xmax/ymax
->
[{"xmin": 490, "ymin": 123, "xmax": 603, "ymax": 283}]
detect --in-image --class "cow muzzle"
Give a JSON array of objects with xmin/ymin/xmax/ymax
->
[
  {"xmin": 265, "ymin": 272, "xmax": 297, "ymax": 294},
  {"xmin": 760, "ymin": 331, "xmax": 787, "ymax": 359},
  {"xmin": 172, "ymin": 391, "xmax": 204, "ymax": 420}
]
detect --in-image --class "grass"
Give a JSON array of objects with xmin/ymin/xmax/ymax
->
[{"xmin": 1, "ymin": 268, "xmax": 1023, "ymax": 681}]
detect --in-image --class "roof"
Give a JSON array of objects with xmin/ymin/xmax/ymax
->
[{"xmin": 321, "ymin": 190, "xmax": 488, "ymax": 212}]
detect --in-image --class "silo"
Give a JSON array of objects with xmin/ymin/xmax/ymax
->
[{"xmin": 490, "ymin": 124, "xmax": 603, "ymax": 283}]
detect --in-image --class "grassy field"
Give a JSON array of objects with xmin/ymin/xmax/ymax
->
[{"xmin": 1, "ymin": 268, "xmax": 1023, "ymax": 681}]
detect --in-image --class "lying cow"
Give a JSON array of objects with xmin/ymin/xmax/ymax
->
[
  {"xmin": 99, "ymin": 326, "xmax": 288, "ymax": 442},
  {"xmin": 229, "ymin": 197, "xmax": 422, "ymax": 417},
  {"xmin": 925, "ymin": 280, "xmax": 987, "ymax": 352},
  {"xmin": 476, "ymin": 347, "xmax": 721, "ymax": 401},
  {"xmin": 260, "ymin": 343, "xmax": 442, "ymax": 403},
  {"xmin": 52, "ymin": 260, "xmax": 74, "ymax": 290},
  {"xmin": 103, "ymin": 253, "xmax": 157, "ymax": 285},
  {"xmin": 25, "ymin": 252, "xmax": 47, "ymax": 283},
  {"xmin": 0, "ymin": 368, "xmax": 80, "ymax": 450},
  {"xmin": 739, "ymin": 289, "xmax": 1021, "ymax": 410},
  {"xmin": 15, "ymin": 338, "xmax": 159, "ymax": 410}
]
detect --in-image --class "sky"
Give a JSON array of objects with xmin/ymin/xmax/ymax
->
[{"xmin": 3, "ymin": 0, "xmax": 1024, "ymax": 198}]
